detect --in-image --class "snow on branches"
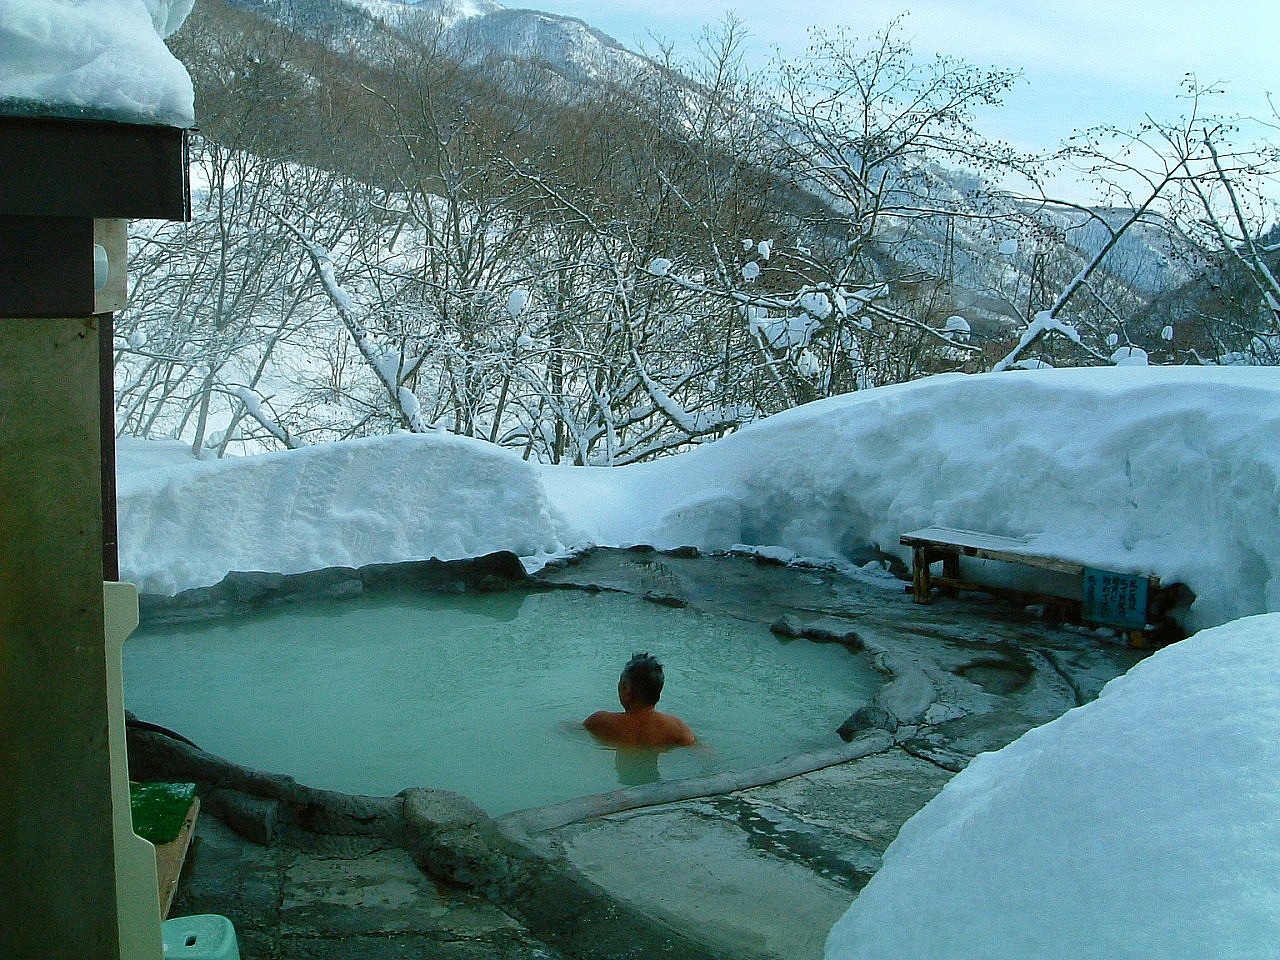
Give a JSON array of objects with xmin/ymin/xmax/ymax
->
[{"xmin": 280, "ymin": 219, "xmax": 431, "ymax": 434}]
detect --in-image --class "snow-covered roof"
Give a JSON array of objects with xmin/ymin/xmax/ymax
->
[{"xmin": 0, "ymin": 0, "xmax": 196, "ymax": 127}]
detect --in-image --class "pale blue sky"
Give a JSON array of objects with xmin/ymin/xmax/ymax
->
[{"xmin": 533, "ymin": 0, "xmax": 1279, "ymax": 161}]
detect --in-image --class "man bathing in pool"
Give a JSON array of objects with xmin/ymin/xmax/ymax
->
[{"xmin": 583, "ymin": 652, "xmax": 696, "ymax": 747}]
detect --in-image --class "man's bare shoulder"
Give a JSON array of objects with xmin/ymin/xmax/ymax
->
[
  {"xmin": 660, "ymin": 712, "xmax": 697, "ymax": 746},
  {"xmin": 583, "ymin": 710, "xmax": 623, "ymax": 735}
]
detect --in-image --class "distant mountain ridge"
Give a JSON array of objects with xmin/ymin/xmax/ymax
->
[
  {"xmin": 181, "ymin": 0, "xmax": 1201, "ymax": 361},
  {"xmin": 223, "ymin": 0, "xmax": 653, "ymax": 83}
]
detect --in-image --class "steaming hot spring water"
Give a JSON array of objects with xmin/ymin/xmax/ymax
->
[{"xmin": 124, "ymin": 588, "xmax": 880, "ymax": 815}]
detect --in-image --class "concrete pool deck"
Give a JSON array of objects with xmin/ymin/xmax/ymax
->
[{"xmin": 137, "ymin": 548, "xmax": 1146, "ymax": 959}]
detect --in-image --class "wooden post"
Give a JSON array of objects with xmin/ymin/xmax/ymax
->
[
  {"xmin": 0, "ymin": 317, "xmax": 122, "ymax": 958},
  {"xmin": 0, "ymin": 116, "xmax": 187, "ymax": 960},
  {"xmin": 942, "ymin": 552, "xmax": 960, "ymax": 581},
  {"xmin": 912, "ymin": 546, "xmax": 932, "ymax": 603}
]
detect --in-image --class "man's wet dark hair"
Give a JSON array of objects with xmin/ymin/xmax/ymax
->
[{"xmin": 620, "ymin": 652, "xmax": 665, "ymax": 705}]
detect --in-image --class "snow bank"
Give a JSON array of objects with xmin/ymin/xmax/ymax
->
[
  {"xmin": 542, "ymin": 366, "xmax": 1280, "ymax": 630},
  {"xmin": 825, "ymin": 612, "xmax": 1280, "ymax": 960},
  {"xmin": 0, "ymin": 0, "xmax": 195, "ymax": 126},
  {"xmin": 119, "ymin": 367, "xmax": 1280, "ymax": 628},
  {"xmin": 117, "ymin": 432, "xmax": 579, "ymax": 596}
]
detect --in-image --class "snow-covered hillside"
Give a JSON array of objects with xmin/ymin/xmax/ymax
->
[
  {"xmin": 223, "ymin": 0, "xmax": 650, "ymax": 83},
  {"xmin": 119, "ymin": 366, "xmax": 1280, "ymax": 634}
]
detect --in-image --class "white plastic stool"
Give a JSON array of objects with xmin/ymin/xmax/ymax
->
[{"xmin": 161, "ymin": 914, "xmax": 240, "ymax": 960}]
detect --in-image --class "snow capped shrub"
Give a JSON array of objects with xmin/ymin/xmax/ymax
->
[
  {"xmin": 797, "ymin": 290, "xmax": 833, "ymax": 320},
  {"xmin": 796, "ymin": 349, "xmax": 821, "ymax": 378},
  {"xmin": 506, "ymin": 288, "xmax": 529, "ymax": 319},
  {"xmin": 1111, "ymin": 346, "xmax": 1149, "ymax": 366}
]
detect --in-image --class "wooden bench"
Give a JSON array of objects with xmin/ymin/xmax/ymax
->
[
  {"xmin": 142, "ymin": 793, "xmax": 199, "ymax": 921},
  {"xmin": 154, "ymin": 794, "xmax": 200, "ymax": 918},
  {"xmin": 900, "ymin": 526, "xmax": 1162, "ymax": 643}
]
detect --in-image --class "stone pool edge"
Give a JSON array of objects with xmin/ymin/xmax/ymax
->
[
  {"xmin": 137, "ymin": 549, "xmax": 537, "ymax": 624},
  {"xmin": 497, "ymin": 731, "xmax": 894, "ymax": 839},
  {"xmin": 127, "ymin": 720, "xmax": 773, "ymax": 960}
]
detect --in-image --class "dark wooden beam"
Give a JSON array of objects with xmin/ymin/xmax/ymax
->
[
  {"xmin": 100, "ymin": 313, "xmax": 120, "ymax": 581},
  {"xmin": 0, "ymin": 115, "xmax": 189, "ymax": 221},
  {"xmin": 0, "ymin": 216, "xmax": 95, "ymax": 317}
]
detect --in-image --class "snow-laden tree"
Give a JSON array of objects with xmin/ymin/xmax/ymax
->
[
  {"xmin": 992, "ymin": 82, "xmax": 1280, "ymax": 370},
  {"xmin": 117, "ymin": 139, "xmax": 367, "ymax": 454},
  {"xmin": 643, "ymin": 17, "xmax": 1027, "ymax": 402},
  {"xmin": 123, "ymin": 9, "xmax": 1278, "ymax": 462}
]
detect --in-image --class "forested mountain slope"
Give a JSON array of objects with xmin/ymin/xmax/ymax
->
[{"xmin": 121, "ymin": 1, "xmax": 1277, "ymax": 458}]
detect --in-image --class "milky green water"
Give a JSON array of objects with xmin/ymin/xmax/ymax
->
[{"xmin": 125, "ymin": 589, "xmax": 879, "ymax": 815}]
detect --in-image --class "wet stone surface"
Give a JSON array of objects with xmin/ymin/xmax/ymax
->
[
  {"xmin": 172, "ymin": 817, "xmax": 563, "ymax": 960},
  {"xmin": 155, "ymin": 547, "xmax": 1146, "ymax": 960}
]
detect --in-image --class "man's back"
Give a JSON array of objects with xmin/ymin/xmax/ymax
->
[{"xmin": 584, "ymin": 707, "xmax": 696, "ymax": 747}]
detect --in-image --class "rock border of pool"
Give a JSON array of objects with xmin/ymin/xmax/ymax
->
[
  {"xmin": 128, "ymin": 715, "xmax": 727, "ymax": 960},
  {"xmin": 127, "ymin": 547, "xmax": 1145, "ymax": 959},
  {"xmin": 136, "ymin": 549, "xmax": 539, "ymax": 624},
  {"xmin": 128, "ymin": 544, "xmax": 913, "ymax": 833}
]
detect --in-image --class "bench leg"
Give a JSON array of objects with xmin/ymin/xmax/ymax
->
[
  {"xmin": 942, "ymin": 553, "xmax": 960, "ymax": 580},
  {"xmin": 939, "ymin": 552, "xmax": 960, "ymax": 597},
  {"xmin": 912, "ymin": 546, "xmax": 932, "ymax": 604}
]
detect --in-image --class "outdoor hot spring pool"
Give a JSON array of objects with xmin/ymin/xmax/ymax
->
[{"xmin": 124, "ymin": 588, "xmax": 879, "ymax": 815}]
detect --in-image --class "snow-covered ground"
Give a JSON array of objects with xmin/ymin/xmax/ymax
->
[
  {"xmin": 121, "ymin": 366, "xmax": 1280, "ymax": 634},
  {"xmin": 826, "ymin": 611, "xmax": 1280, "ymax": 960}
]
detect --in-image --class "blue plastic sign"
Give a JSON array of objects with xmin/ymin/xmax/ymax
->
[{"xmin": 1082, "ymin": 568, "xmax": 1149, "ymax": 629}]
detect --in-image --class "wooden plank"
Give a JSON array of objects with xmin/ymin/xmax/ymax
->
[
  {"xmin": 901, "ymin": 526, "xmax": 1033, "ymax": 552},
  {"xmin": 900, "ymin": 527, "xmax": 1086, "ymax": 576},
  {"xmin": 154, "ymin": 796, "xmax": 199, "ymax": 919}
]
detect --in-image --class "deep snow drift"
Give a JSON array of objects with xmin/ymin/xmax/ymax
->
[
  {"xmin": 117, "ymin": 431, "xmax": 572, "ymax": 597},
  {"xmin": 118, "ymin": 366, "xmax": 1280, "ymax": 632},
  {"xmin": 825, "ymin": 611, "xmax": 1280, "ymax": 960}
]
